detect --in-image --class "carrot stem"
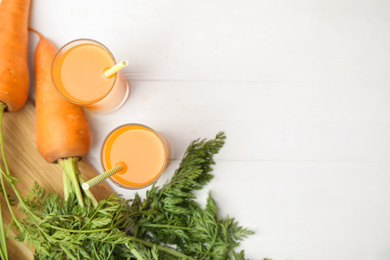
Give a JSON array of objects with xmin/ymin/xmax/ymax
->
[
  {"xmin": 0, "ymin": 102, "xmax": 19, "ymax": 260},
  {"xmin": 0, "ymin": 188, "xmax": 8, "ymax": 260},
  {"xmin": 59, "ymin": 157, "xmax": 98, "ymax": 207},
  {"xmin": 78, "ymin": 174, "xmax": 97, "ymax": 207},
  {"xmin": 0, "ymin": 102, "xmax": 41, "ymax": 224},
  {"xmin": 0, "ymin": 106, "xmax": 7, "ymax": 258},
  {"xmin": 58, "ymin": 158, "xmax": 85, "ymax": 207},
  {"xmin": 63, "ymin": 168, "xmax": 70, "ymax": 201}
]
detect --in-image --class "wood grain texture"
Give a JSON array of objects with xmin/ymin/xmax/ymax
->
[{"xmin": 0, "ymin": 100, "xmax": 112, "ymax": 259}]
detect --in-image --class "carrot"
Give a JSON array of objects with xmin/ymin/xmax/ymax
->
[
  {"xmin": 0, "ymin": 1, "xmax": 31, "ymax": 258},
  {"xmin": 31, "ymin": 29, "xmax": 95, "ymax": 206},
  {"xmin": 0, "ymin": 0, "xmax": 31, "ymax": 112},
  {"xmin": 32, "ymin": 29, "xmax": 91, "ymax": 163}
]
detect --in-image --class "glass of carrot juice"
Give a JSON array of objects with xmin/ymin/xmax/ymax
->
[
  {"xmin": 51, "ymin": 39, "xmax": 130, "ymax": 113},
  {"xmin": 101, "ymin": 124, "xmax": 170, "ymax": 189}
]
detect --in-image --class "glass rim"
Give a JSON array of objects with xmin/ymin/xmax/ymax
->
[
  {"xmin": 51, "ymin": 38, "xmax": 118, "ymax": 106},
  {"xmin": 100, "ymin": 123, "xmax": 169, "ymax": 190}
]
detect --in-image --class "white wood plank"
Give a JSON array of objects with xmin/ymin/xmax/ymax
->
[
  {"xmin": 27, "ymin": 0, "xmax": 390, "ymax": 81},
  {"xmin": 85, "ymin": 81, "xmax": 390, "ymax": 163}
]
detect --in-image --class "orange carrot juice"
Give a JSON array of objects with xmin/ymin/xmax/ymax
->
[
  {"xmin": 101, "ymin": 124, "xmax": 170, "ymax": 189},
  {"xmin": 52, "ymin": 39, "xmax": 129, "ymax": 112}
]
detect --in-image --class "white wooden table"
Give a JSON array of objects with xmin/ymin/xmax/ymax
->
[{"xmin": 28, "ymin": 1, "xmax": 390, "ymax": 259}]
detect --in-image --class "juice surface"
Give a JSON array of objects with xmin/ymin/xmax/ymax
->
[
  {"xmin": 52, "ymin": 43, "xmax": 116, "ymax": 104},
  {"xmin": 102, "ymin": 125, "xmax": 167, "ymax": 189}
]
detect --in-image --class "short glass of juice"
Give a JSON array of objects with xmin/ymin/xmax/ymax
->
[
  {"xmin": 51, "ymin": 39, "xmax": 130, "ymax": 113},
  {"xmin": 101, "ymin": 124, "xmax": 170, "ymax": 189}
]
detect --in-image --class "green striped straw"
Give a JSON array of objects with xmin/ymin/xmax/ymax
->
[{"xmin": 82, "ymin": 163, "xmax": 124, "ymax": 190}]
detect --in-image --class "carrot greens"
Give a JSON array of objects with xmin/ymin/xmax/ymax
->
[{"xmin": 0, "ymin": 129, "xmax": 253, "ymax": 259}]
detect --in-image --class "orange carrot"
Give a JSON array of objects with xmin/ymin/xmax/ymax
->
[
  {"xmin": 0, "ymin": 0, "xmax": 31, "ymax": 112},
  {"xmin": 0, "ymin": 1, "xmax": 31, "ymax": 258},
  {"xmin": 32, "ymin": 29, "xmax": 91, "ymax": 163},
  {"xmin": 31, "ymin": 29, "xmax": 94, "ymax": 206}
]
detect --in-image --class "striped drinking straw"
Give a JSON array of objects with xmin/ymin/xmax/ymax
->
[{"xmin": 82, "ymin": 163, "xmax": 125, "ymax": 190}]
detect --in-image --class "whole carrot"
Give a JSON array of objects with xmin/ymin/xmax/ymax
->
[
  {"xmin": 0, "ymin": 0, "xmax": 31, "ymax": 112},
  {"xmin": 0, "ymin": 1, "xmax": 31, "ymax": 258},
  {"xmin": 31, "ymin": 29, "xmax": 95, "ymax": 206},
  {"xmin": 33, "ymin": 29, "xmax": 91, "ymax": 163}
]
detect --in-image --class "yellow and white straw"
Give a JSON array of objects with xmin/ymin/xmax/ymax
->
[
  {"xmin": 82, "ymin": 163, "xmax": 124, "ymax": 190},
  {"xmin": 103, "ymin": 60, "xmax": 128, "ymax": 78}
]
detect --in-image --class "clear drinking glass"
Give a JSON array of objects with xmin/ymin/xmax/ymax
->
[
  {"xmin": 101, "ymin": 124, "xmax": 171, "ymax": 189},
  {"xmin": 51, "ymin": 39, "xmax": 130, "ymax": 113}
]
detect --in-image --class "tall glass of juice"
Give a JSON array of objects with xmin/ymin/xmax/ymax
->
[
  {"xmin": 101, "ymin": 124, "xmax": 170, "ymax": 189},
  {"xmin": 52, "ymin": 39, "xmax": 130, "ymax": 113}
]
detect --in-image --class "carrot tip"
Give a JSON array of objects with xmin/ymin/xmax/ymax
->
[{"xmin": 28, "ymin": 27, "xmax": 43, "ymax": 39}]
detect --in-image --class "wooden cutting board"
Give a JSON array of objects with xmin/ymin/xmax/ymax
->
[{"xmin": 0, "ymin": 100, "xmax": 113, "ymax": 260}]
